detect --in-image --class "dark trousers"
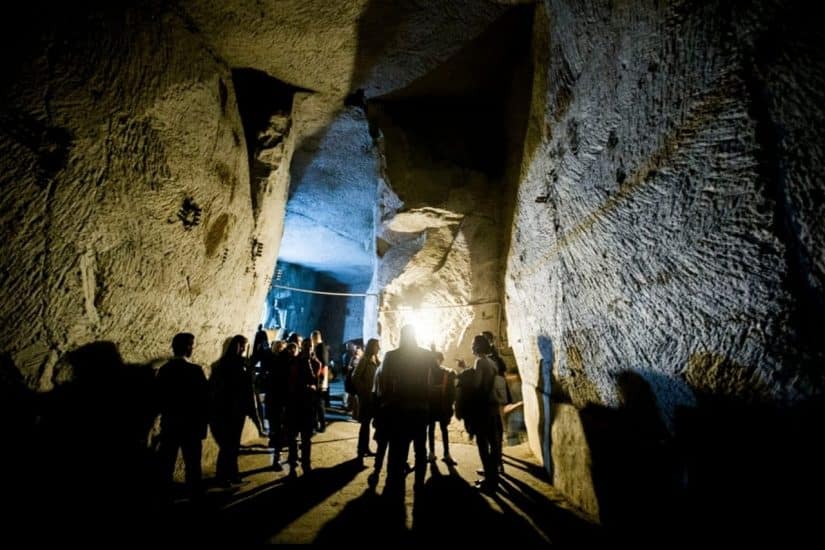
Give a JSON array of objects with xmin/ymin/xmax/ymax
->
[
  {"xmin": 287, "ymin": 407, "xmax": 315, "ymax": 469},
  {"xmin": 315, "ymin": 392, "xmax": 326, "ymax": 431},
  {"xmin": 214, "ymin": 416, "xmax": 245, "ymax": 481},
  {"xmin": 267, "ymin": 400, "xmax": 285, "ymax": 459},
  {"xmin": 475, "ymin": 412, "xmax": 503, "ymax": 487},
  {"xmin": 387, "ymin": 415, "xmax": 427, "ymax": 490},
  {"xmin": 427, "ymin": 416, "xmax": 451, "ymax": 458},
  {"xmin": 358, "ymin": 408, "xmax": 374, "ymax": 454},
  {"xmin": 158, "ymin": 432, "xmax": 202, "ymax": 490},
  {"xmin": 374, "ymin": 435, "xmax": 389, "ymax": 474}
]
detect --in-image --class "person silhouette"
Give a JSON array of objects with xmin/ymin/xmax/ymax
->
[
  {"xmin": 353, "ymin": 338, "xmax": 381, "ymax": 458},
  {"xmin": 155, "ymin": 332, "xmax": 209, "ymax": 497},
  {"xmin": 210, "ymin": 335, "xmax": 260, "ymax": 486},
  {"xmin": 456, "ymin": 334, "xmax": 500, "ymax": 493},
  {"xmin": 381, "ymin": 325, "xmax": 437, "ymax": 494}
]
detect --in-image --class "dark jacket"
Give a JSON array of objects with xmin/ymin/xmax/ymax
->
[{"xmin": 155, "ymin": 357, "xmax": 209, "ymax": 439}]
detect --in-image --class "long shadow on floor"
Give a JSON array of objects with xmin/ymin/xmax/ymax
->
[
  {"xmin": 315, "ymin": 461, "xmax": 602, "ymax": 545},
  {"xmin": 158, "ymin": 458, "xmax": 365, "ymax": 544},
  {"xmin": 498, "ymin": 472, "xmax": 604, "ymax": 545}
]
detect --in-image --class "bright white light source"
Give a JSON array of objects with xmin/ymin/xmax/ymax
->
[{"xmin": 398, "ymin": 305, "xmax": 440, "ymax": 350}]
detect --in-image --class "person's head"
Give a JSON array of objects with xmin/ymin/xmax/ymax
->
[
  {"xmin": 311, "ymin": 330, "xmax": 322, "ymax": 345},
  {"xmin": 482, "ymin": 331, "xmax": 495, "ymax": 345},
  {"xmin": 365, "ymin": 338, "xmax": 380, "ymax": 358},
  {"xmin": 257, "ymin": 324, "xmax": 263, "ymax": 331},
  {"xmin": 346, "ymin": 341, "xmax": 357, "ymax": 353},
  {"xmin": 273, "ymin": 340, "xmax": 287, "ymax": 353},
  {"xmin": 171, "ymin": 332, "xmax": 195, "ymax": 358},
  {"xmin": 434, "ymin": 351, "xmax": 444, "ymax": 365},
  {"xmin": 399, "ymin": 325, "xmax": 417, "ymax": 348},
  {"xmin": 301, "ymin": 338, "xmax": 312, "ymax": 354},
  {"xmin": 284, "ymin": 342, "xmax": 298, "ymax": 356},
  {"xmin": 287, "ymin": 332, "xmax": 302, "ymax": 347},
  {"xmin": 227, "ymin": 334, "xmax": 248, "ymax": 357},
  {"xmin": 472, "ymin": 334, "xmax": 492, "ymax": 356}
]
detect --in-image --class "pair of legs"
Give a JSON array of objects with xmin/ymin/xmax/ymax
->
[
  {"xmin": 214, "ymin": 416, "xmax": 245, "ymax": 483},
  {"xmin": 426, "ymin": 416, "xmax": 453, "ymax": 462},
  {"xmin": 158, "ymin": 432, "xmax": 203, "ymax": 495},
  {"xmin": 287, "ymin": 407, "xmax": 314, "ymax": 473},
  {"xmin": 386, "ymin": 416, "xmax": 427, "ymax": 493},
  {"xmin": 267, "ymin": 400, "xmax": 285, "ymax": 469},
  {"xmin": 475, "ymin": 412, "xmax": 503, "ymax": 491},
  {"xmin": 358, "ymin": 400, "xmax": 374, "ymax": 456},
  {"xmin": 367, "ymin": 433, "xmax": 390, "ymax": 487}
]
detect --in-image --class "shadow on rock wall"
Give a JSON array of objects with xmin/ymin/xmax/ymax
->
[
  {"xmin": 580, "ymin": 370, "xmax": 683, "ymax": 540},
  {"xmin": 674, "ymin": 373, "xmax": 825, "ymax": 544},
  {"xmin": 579, "ymin": 365, "xmax": 824, "ymax": 544},
  {"xmin": 3, "ymin": 342, "xmax": 161, "ymax": 543}
]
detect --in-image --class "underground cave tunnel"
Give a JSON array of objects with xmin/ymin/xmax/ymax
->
[{"xmin": 1, "ymin": 0, "xmax": 824, "ymax": 545}]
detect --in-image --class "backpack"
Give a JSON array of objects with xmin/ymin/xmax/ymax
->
[{"xmin": 454, "ymin": 368, "xmax": 476, "ymax": 421}]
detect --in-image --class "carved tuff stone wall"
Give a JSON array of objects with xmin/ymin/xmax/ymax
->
[
  {"xmin": 505, "ymin": 0, "xmax": 825, "ymax": 531},
  {"xmin": 371, "ymin": 101, "xmax": 505, "ymax": 367},
  {"xmin": 0, "ymin": 7, "xmax": 294, "ymax": 393}
]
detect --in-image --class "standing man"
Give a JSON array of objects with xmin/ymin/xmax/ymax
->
[
  {"xmin": 382, "ymin": 325, "xmax": 436, "ymax": 494},
  {"xmin": 155, "ymin": 332, "xmax": 209, "ymax": 497}
]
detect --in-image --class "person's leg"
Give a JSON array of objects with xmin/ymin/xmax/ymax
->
[
  {"xmin": 490, "ymin": 416, "xmax": 503, "ymax": 479},
  {"xmin": 268, "ymin": 401, "xmax": 285, "ymax": 469},
  {"xmin": 495, "ymin": 411, "xmax": 505, "ymax": 474},
  {"xmin": 412, "ymin": 422, "xmax": 427, "ymax": 490},
  {"xmin": 386, "ymin": 429, "xmax": 409, "ymax": 492},
  {"xmin": 316, "ymin": 393, "xmax": 326, "ymax": 432},
  {"xmin": 358, "ymin": 413, "xmax": 373, "ymax": 455},
  {"xmin": 300, "ymin": 410, "xmax": 314, "ymax": 472},
  {"xmin": 477, "ymin": 424, "xmax": 498, "ymax": 491},
  {"xmin": 440, "ymin": 419, "xmax": 453, "ymax": 461},
  {"xmin": 427, "ymin": 419, "xmax": 436, "ymax": 461},
  {"xmin": 215, "ymin": 441, "xmax": 229, "ymax": 483},
  {"xmin": 228, "ymin": 417, "xmax": 245, "ymax": 480},
  {"xmin": 181, "ymin": 437, "xmax": 203, "ymax": 494},
  {"xmin": 476, "ymin": 430, "xmax": 492, "ymax": 481},
  {"xmin": 286, "ymin": 410, "xmax": 299, "ymax": 473},
  {"xmin": 157, "ymin": 433, "xmax": 179, "ymax": 489}
]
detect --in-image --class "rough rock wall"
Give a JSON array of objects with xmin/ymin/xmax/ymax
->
[
  {"xmin": 372, "ymin": 104, "xmax": 503, "ymax": 365},
  {"xmin": 505, "ymin": 0, "xmax": 825, "ymax": 529},
  {"xmin": 180, "ymin": 0, "xmax": 509, "ymax": 96},
  {"xmin": 262, "ymin": 262, "xmax": 326, "ymax": 341},
  {"xmin": 0, "ymin": 6, "xmax": 293, "ymax": 391},
  {"xmin": 322, "ymin": 293, "xmax": 366, "ymax": 347},
  {"xmin": 277, "ymin": 95, "xmax": 381, "ymax": 288}
]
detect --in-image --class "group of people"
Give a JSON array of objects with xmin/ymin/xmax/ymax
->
[
  {"xmin": 253, "ymin": 328, "xmax": 331, "ymax": 476},
  {"xmin": 153, "ymin": 325, "xmax": 514, "ymax": 498},
  {"xmin": 349, "ymin": 327, "xmax": 512, "ymax": 495},
  {"xmin": 153, "ymin": 327, "xmax": 332, "ymax": 495}
]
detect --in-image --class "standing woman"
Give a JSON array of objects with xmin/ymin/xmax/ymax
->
[
  {"xmin": 352, "ymin": 338, "xmax": 380, "ymax": 458},
  {"xmin": 210, "ymin": 335, "xmax": 259, "ymax": 486},
  {"xmin": 456, "ymin": 334, "xmax": 500, "ymax": 493}
]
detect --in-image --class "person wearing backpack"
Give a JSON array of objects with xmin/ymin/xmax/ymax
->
[
  {"xmin": 456, "ymin": 334, "xmax": 501, "ymax": 494},
  {"xmin": 483, "ymin": 331, "xmax": 510, "ymax": 474}
]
